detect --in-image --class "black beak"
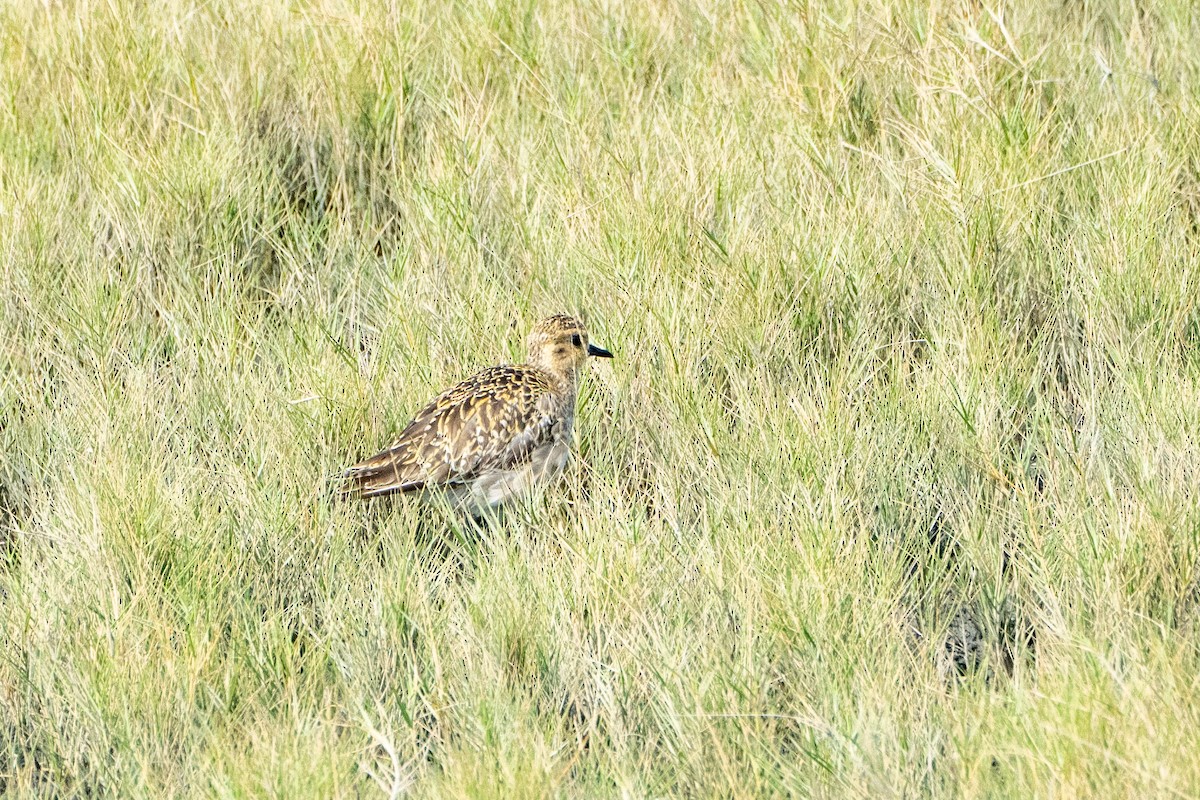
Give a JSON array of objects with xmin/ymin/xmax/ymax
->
[{"xmin": 587, "ymin": 343, "xmax": 614, "ymax": 359}]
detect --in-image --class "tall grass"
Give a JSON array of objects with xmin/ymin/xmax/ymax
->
[{"xmin": 2, "ymin": 0, "xmax": 1199, "ymax": 796}]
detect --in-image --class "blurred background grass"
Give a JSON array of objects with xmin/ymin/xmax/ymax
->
[{"xmin": 2, "ymin": 0, "xmax": 1199, "ymax": 796}]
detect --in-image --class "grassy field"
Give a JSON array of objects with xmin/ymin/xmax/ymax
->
[{"xmin": 2, "ymin": 0, "xmax": 1200, "ymax": 796}]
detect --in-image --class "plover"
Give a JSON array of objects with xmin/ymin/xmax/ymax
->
[{"xmin": 343, "ymin": 314, "xmax": 613, "ymax": 515}]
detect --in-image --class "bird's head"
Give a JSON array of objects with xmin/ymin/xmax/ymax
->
[{"xmin": 527, "ymin": 314, "xmax": 613, "ymax": 381}]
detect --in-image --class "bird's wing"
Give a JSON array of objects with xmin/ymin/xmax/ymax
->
[{"xmin": 343, "ymin": 366, "xmax": 561, "ymax": 499}]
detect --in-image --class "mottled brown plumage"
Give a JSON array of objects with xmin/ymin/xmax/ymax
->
[{"xmin": 343, "ymin": 315, "xmax": 613, "ymax": 513}]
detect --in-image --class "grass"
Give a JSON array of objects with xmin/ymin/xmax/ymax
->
[{"xmin": 2, "ymin": 0, "xmax": 1199, "ymax": 796}]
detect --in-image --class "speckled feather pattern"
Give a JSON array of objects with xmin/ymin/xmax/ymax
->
[
  {"xmin": 343, "ymin": 315, "xmax": 610, "ymax": 509},
  {"xmin": 344, "ymin": 366, "xmax": 568, "ymax": 497}
]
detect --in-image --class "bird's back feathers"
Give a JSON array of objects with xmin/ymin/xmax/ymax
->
[{"xmin": 343, "ymin": 364, "xmax": 569, "ymax": 499}]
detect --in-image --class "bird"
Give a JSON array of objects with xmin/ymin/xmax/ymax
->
[{"xmin": 342, "ymin": 314, "xmax": 613, "ymax": 516}]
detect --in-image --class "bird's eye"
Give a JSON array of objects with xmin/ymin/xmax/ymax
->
[{"xmin": 571, "ymin": 334, "xmax": 582, "ymax": 348}]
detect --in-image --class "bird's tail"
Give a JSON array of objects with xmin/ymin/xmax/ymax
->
[{"xmin": 338, "ymin": 462, "xmax": 426, "ymax": 500}]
